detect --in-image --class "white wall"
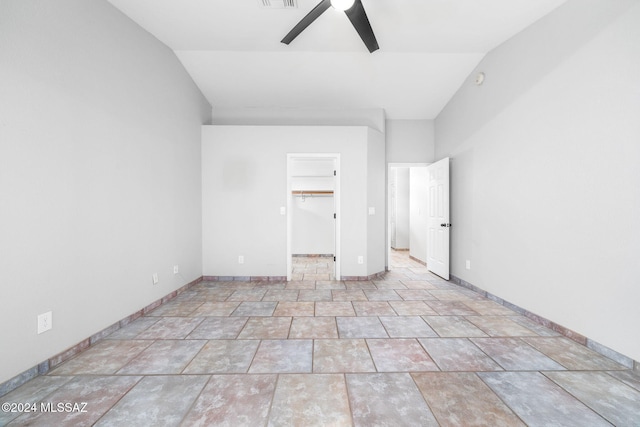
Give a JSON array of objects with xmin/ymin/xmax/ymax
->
[
  {"xmin": 291, "ymin": 196, "xmax": 334, "ymax": 255},
  {"xmin": 0, "ymin": 0, "xmax": 211, "ymax": 384},
  {"xmin": 391, "ymin": 168, "xmax": 411, "ymax": 249},
  {"xmin": 386, "ymin": 119, "xmax": 435, "ymax": 164},
  {"xmin": 367, "ymin": 128, "xmax": 387, "ymax": 276},
  {"xmin": 213, "ymin": 107, "xmax": 385, "ymax": 134},
  {"xmin": 435, "ymin": 0, "xmax": 640, "ymax": 362},
  {"xmin": 290, "ymin": 161, "xmax": 336, "ymax": 255},
  {"xmin": 202, "ymin": 125, "xmax": 384, "ymax": 278},
  {"xmin": 410, "ymin": 167, "xmax": 428, "ymax": 263}
]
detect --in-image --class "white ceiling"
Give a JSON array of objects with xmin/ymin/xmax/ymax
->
[{"xmin": 106, "ymin": 0, "xmax": 567, "ymax": 119}]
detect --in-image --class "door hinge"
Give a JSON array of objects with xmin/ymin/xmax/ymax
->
[
  {"xmin": 334, "ymin": 213, "xmax": 336, "ymax": 219},
  {"xmin": 333, "ymin": 170, "xmax": 336, "ymax": 176},
  {"xmin": 333, "ymin": 256, "xmax": 336, "ymax": 262}
]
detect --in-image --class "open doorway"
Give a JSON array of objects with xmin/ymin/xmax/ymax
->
[
  {"xmin": 387, "ymin": 163, "xmax": 429, "ymax": 271},
  {"xmin": 287, "ymin": 154, "xmax": 340, "ymax": 281}
]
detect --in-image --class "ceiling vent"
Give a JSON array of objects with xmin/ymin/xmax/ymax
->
[{"xmin": 260, "ymin": 0, "xmax": 297, "ymax": 8}]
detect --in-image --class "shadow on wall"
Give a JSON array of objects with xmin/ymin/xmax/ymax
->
[{"xmin": 436, "ymin": 0, "xmax": 637, "ymax": 156}]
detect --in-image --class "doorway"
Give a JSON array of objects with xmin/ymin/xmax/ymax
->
[
  {"xmin": 287, "ymin": 154, "xmax": 340, "ymax": 281},
  {"xmin": 387, "ymin": 163, "xmax": 429, "ymax": 270}
]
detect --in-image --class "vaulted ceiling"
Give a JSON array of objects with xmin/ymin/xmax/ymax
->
[{"xmin": 106, "ymin": 0, "xmax": 567, "ymax": 119}]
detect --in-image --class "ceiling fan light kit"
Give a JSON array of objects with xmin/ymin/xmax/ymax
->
[
  {"xmin": 330, "ymin": 0, "xmax": 355, "ymax": 11},
  {"xmin": 281, "ymin": 0, "xmax": 379, "ymax": 53}
]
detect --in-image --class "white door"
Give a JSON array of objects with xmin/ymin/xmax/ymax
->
[{"xmin": 427, "ymin": 157, "xmax": 450, "ymax": 280}]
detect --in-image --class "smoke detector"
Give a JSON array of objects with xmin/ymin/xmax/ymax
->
[{"xmin": 259, "ymin": 0, "xmax": 297, "ymax": 8}]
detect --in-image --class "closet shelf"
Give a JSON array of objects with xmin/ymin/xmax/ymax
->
[{"xmin": 292, "ymin": 190, "xmax": 334, "ymax": 196}]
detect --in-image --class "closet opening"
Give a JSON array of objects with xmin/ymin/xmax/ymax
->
[{"xmin": 287, "ymin": 154, "xmax": 340, "ymax": 281}]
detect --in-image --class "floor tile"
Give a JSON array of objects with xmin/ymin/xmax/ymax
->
[
  {"xmin": 471, "ymin": 338, "xmax": 566, "ymax": 371},
  {"xmin": 315, "ymin": 301, "xmax": 355, "ymax": 316},
  {"xmin": 303, "ymin": 273, "xmax": 331, "ymax": 281},
  {"xmin": 105, "ymin": 317, "xmax": 159, "ymax": 339},
  {"xmin": 0, "ymin": 376, "xmax": 73, "ymax": 425},
  {"xmin": 400, "ymin": 280, "xmax": 437, "ymax": 290},
  {"xmin": 388, "ymin": 300, "xmax": 437, "ymax": 316},
  {"xmin": 379, "ymin": 316, "xmax": 438, "ymax": 338},
  {"xmin": 337, "ymin": 316, "xmax": 388, "ymax": 338},
  {"xmin": 367, "ymin": 339, "xmax": 439, "ymax": 372},
  {"xmin": 508, "ymin": 315, "xmax": 561, "ymax": 336},
  {"xmin": 289, "ymin": 316, "xmax": 338, "ymax": 339},
  {"xmin": 95, "ymin": 375, "xmax": 208, "ymax": 426},
  {"xmin": 331, "ymin": 290, "xmax": 367, "ymax": 301},
  {"xmin": 607, "ymin": 369, "xmax": 640, "ymax": 392},
  {"xmin": 284, "ymin": 280, "xmax": 316, "ymax": 290},
  {"xmin": 373, "ymin": 280, "xmax": 408, "ymax": 290},
  {"xmin": 273, "ymin": 301, "xmax": 315, "ymax": 316},
  {"xmin": 479, "ymin": 371, "xmax": 611, "ymax": 426},
  {"xmin": 313, "ymin": 339, "xmax": 376, "ymax": 373},
  {"xmin": 135, "ymin": 317, "xmax": 204, "ymax": 339},
  {"xmin": 262, "ymin": 289, "xmax": 299, "ymax": 301},
  {"xmin": 412, "ymin": 372, "xmax": 525, "ymax": 427},
  {"xmin": 523, "ymin": 336, "xmax": 627, "ymax": 370},
  {"xmin": 396, "ymin": 289, "xmax": 435, "ymax": 300},
  {"xmin": 429, "ymin": 289, "xmax": 475, "ymax": 301},
  {"xmin": 10, "ymin": 376, "xmax": 141, "ymax": 427},
  {"xmin": 237, "ymin": 317, "xmax": 292, "ymax": 339},
  {"xmin": 423, "ymin": 315, "xmax": 489, "ymax": 337},
  {"xmin": 49, "ymin": 340, "xmax": 151, "ymax": 375},
  {"xmin": 190, "ymin": 301, "xmax": 240, "ymax": 316},
  {"xmin": 347, "ymin": 373, "xmax": 438, "ymax": 426},
  {"xmin": 117, "ymin": 340, "xmax": 206, "ymax": 375},
  {"xmin": 183, "ymin": 340, "xmax": 260, "ymax": 374},
  {"xmin": 181, "ymin": 374, "xmax": 277, "ymax": 426},
  {"xmin": 419, "ymin": 338, "xmax": 503, "ymax": 371},
  {"xmin": 297, "ymin": 289, "xmax": 332, "ymax": 301},
  {"xmin": 344, "ymin": 281, "xmax": 376, "ymax": 290},
  {"xmin": 426, "ymin": 300, "xmax": 480, "ymax": 315},
  {"xmin": 145, "ymin": 301, "xmax": 203, "ymax": 317},
  {"xmin": 198, "ymin": 289, "xmax": 234, "ymax": 301},
  {"xmin": 352, "ymin": 301, "xmax": 397, "ymax": 316},
  {"xmin": 466, "ymin": 316, "xmax": 539, "ymax": 337},
  {"xmin": 545, "ymin": 371, "xmax": 640, "ymax": 425},
  {"xmin": 269, "ymin": 374, "xmax": 352, "ymax": 426},
  {"xmin": 249, "ymin": 340, "xmax": 313, "ymax": 373},
  {"xmin": 231, "ymin": 301, "xmax": 277, "ymax": 317},
  {"xmin": 315, "ymin": 281, "xmax": 346, "ymax": 290},
  {"xmin": 462, "ymin": 300, "xmax": 517, "ymax": 315},
  {"xmin": 227, "ymin": 289, "xmax": 267, "ymax": 301},
  {"xmin": 186, "ymin": 316, "xmax": 248, "ymax": 339},
  {"xmin": 363, "ymin": 289, "xmax": 402, "ymax": 301},
  {"xmin": 4, "ymin": 251, "xmax": 636, "ymax": 426}
]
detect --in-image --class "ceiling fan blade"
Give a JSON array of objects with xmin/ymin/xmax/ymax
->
[
  {"xmin": 281, "ymin": 0, "xmax": 332, "ymax": 45},
  {"xmin": 344, "ymin": 0, "xmax": 379, "ymax": 53}
]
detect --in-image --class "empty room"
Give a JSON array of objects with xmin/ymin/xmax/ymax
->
[{"xmin": 1, "ymin": 0, "xmax": 639, "ymax": 425}]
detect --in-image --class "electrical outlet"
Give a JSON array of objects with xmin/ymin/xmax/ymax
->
[
  {"xmin": 173, "ymin": 265, "xmax": 179, "ymax": 274},
  {"xmin": 357, "ymin": 256, "xmax": 364, "ymax": 265},
  {"xmin": 238, "ymin": 255, "xmax": 244, "ymax": 264},
  {"xmin": 37, "ymin": 311, "xmax": 52, "ymax": 334},
  {"xmin": 466, "ymin": 260, "xmax": 471, "ymax": 270},
  {"xmin": 152, "ymin": 273, "xmax": 159, "ymax": 284}
]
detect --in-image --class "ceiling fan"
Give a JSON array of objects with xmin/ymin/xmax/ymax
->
[{"xmin": 281, "ymin": 0, "xmax": 379, "ymax": 53}]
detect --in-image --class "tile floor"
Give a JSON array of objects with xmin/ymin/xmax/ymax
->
[{"xmin": 2, "ymin": 252, "xmax": 640, "ymax": 426}]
